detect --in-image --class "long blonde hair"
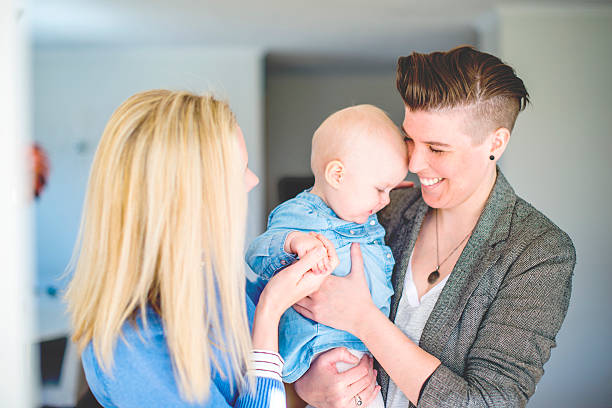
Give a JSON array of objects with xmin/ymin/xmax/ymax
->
[{"xmin": 65, "ymin": 90, "xmax": 251, "ymax": 402}]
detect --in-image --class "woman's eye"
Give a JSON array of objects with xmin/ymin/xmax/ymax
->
[{"xmin": 429, "ymin": 146, "xmax": 444, "ymax": 154}]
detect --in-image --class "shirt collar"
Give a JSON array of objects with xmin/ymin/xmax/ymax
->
[
  {"xmin": 296, "ymin": 188, "xmax": 379, "ymax": 226},
  {"xmin": 296, "ymin": 188, "xmax": 339, "ymax": 218}
]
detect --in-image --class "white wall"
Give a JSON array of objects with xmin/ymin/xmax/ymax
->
[
  {"xmin": 483, "ymin": 5, "xmax": 612, "ymax": 406},
  {"xmin": 34, "ymin": 46, "xmax": 265, "ymax": 336},
  {"xmin": 0, "ymin": 0, "xmax": 36, "ymax": 406}
]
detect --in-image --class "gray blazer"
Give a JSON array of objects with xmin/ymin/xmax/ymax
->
[{"xmin": 377, "ymin": 169, "xmax": 575, "ymax": 407}]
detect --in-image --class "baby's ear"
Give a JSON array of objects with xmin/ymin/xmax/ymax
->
[{"xmin": 324, "ymin": 160, "xmax": 344, "ymax": 188}]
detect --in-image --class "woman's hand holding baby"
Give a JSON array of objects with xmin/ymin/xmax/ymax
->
[
  {"xmin": 293, "ymin": 243, "xmax": 378, "ymax": 337},
  {"xmin": 294, "ymin": 348, "xmax": 379, "ymax": 408}
]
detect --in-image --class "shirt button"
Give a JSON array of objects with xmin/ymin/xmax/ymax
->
[
  {"xmin": 369, "ymin": 220, "xmax": 375, "ymax": 226},
  {"xmin": 281, "ymin": 260, "xmax": 287, "ymax": 265},
  {"xmin": 350, "ymin": 230, "xmax": 355, "ymax": 235},
  {"xmin": 386, "ymin": 253, "xmax": 392, "ymax": 258}
]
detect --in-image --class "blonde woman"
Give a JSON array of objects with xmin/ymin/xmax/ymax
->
[{"xmin": 65, "ymin": 90, "xmax": 337, "ymax": 407}]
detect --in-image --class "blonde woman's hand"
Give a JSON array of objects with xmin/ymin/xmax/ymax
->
[
  {"xmin": 252, "ymin": 234, "xmax": 338, "ymax": 352},
  {"xmin": 262, "ymin": 233, "xmax": 339, "ymax": 319}
]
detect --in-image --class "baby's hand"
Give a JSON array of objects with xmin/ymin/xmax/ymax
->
[{"xmin": 285, "ymin": 231, "xmax": 329, "ymax": 274}]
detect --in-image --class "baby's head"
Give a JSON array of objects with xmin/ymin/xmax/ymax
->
[{"xmin": 310, "ymin": 105, "xmax": 409, "ymax": 224}]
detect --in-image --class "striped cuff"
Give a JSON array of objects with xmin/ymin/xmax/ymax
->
[{"xmin": 250, "ymin": 350, "xmax": 284, "ymax": 382}]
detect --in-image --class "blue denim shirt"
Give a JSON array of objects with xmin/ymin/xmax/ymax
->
[{"xmin": 245, "ymin": 190, "xmax": 395, "ymax": 383}]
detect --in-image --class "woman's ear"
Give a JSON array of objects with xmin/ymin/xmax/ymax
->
[
  {"xmin": 489, "ymin": 127, "xmax": 510, "ymax": 161},
  {"xmin": 324, "ymin": 160, "xmax": 344, "ymax": 189}
]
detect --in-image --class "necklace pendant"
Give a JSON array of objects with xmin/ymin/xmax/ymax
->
[{"xmin": 428, "ymin": 268, "xmax": 440, "ymax": 285}]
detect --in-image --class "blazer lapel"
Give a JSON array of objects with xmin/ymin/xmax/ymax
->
[
  {"xmin": 388, "ymin": 196, "xmax": 428, "ymax": 323},
  {"xmin": 419, "ymin": 170, "xmax": 517, "ymax": 356},
  {"xmin": 379, "ymin": 193, "xmax": 428, "ymax": 399}
]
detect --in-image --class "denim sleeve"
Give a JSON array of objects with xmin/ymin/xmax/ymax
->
[
  {"xmin": 246, "ymin": 200, "xmax": 315, "ymax": 279},
  {"xmin": 245, "ymin": 229, "xmax": 297, "ymax": 280}
]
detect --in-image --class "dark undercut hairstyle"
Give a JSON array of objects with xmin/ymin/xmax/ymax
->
[{"xmin": 396, "ymin": 46, "xmax": 530, "ymax": 143}]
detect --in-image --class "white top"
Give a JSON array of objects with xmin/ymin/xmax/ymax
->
[
  {"xmin": 386, "ymin": 249, "xmax": 448, "ymax": 408},
  {"xmin": 249, "ymin": 349, "xmax": 285, "ymax": 382}
]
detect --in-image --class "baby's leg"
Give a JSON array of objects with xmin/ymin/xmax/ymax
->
[{"xmin": 306, "ymin": 349, "xmax": 384, "ymax": 408}]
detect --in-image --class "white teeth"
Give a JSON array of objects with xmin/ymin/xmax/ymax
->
[{"xmin": 420, "ymin": 177, "xmax": 443, "ymax": 186}]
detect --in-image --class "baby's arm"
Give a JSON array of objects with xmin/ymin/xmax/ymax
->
[
  {"xmin": 246, "ymin": 229, "xmax": 298, "ymax": 280},
  {"xmin": 246, "ymin": 230, "xmax": 328, "ymax": 278},
  {"xmin": 285, "ymin": 232, "xmax": 329, "ymax": 274}
]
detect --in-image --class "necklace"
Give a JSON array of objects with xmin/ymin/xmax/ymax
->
[{"xmin": 427, "ymin": 209, "xmax": 475, "ymax": 285}]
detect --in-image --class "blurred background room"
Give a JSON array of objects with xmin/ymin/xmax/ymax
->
[{"xmin": 2, "ymin": 0, "xmax": 611, "ymax": 406}]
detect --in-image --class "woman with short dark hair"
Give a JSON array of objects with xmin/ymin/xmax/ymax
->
[{"xmin": 293, "ymin": 46, "xmax": 575, "ymax": 407}]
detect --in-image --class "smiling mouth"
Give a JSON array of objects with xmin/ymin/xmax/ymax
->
[{"xmin": 420, "ymin": 177, "xmax": 444, "ymax": 187}]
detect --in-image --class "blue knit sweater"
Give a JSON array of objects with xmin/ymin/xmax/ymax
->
[{"xmin": 81, "ymin": 292, "xmax": 285, "ymax": 407}]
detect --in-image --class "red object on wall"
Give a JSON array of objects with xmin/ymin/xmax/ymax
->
[{"xmin": 30, "ymin": 143, "xmax": 49, "ymax": 199}]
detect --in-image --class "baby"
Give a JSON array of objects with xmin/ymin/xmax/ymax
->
[{"xmin": 246, "ymin": 104, "xmax": 408, "ymax": 408}]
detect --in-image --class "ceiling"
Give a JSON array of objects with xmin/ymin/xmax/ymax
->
[{"xmin": 30, "ymin": 0, "xmax": 611, "ymax": 66}]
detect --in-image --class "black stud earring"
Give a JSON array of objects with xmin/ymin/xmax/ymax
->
[{"xmin": 489, "ymin": 155, "xmax": 495, "ymax": 161}]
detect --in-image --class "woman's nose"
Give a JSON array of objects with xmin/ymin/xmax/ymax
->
[
  {"xmin": 408, "ymin": 146, "xmax": 427, "ymax": 174},
  {"xmin": 246, "ymin": 168, "xmax": 259, "ymax": 192}
]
